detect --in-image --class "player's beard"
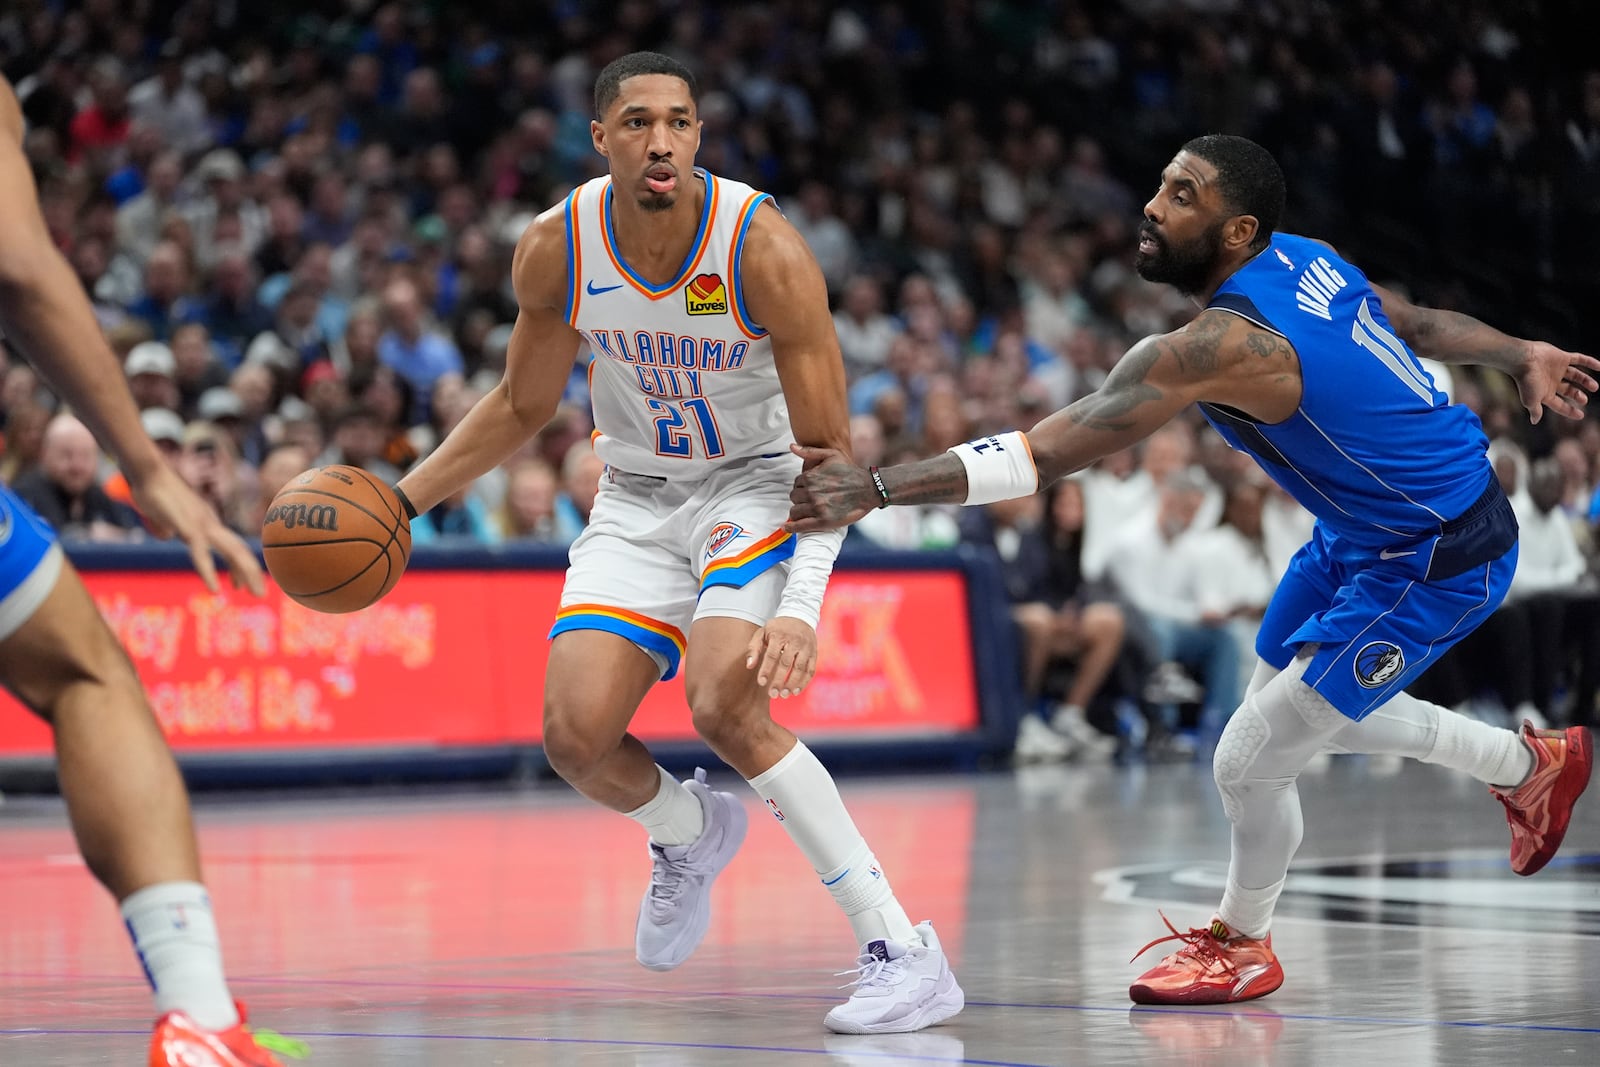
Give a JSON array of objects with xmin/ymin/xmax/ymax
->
[
  {"xmin": 637, "ymin": 192, "xmax": 675, "ymax": 213},
  {"xmin": 1134, "ymin": 220, "xmax": 1225, "ymax": 296}
]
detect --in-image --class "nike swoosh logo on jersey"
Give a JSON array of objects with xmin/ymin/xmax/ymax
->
[
  {"xmin": 587, "ymin": 281, "xmax": 624, "ymax": 295},
  {"xmin": 1379, "ymin": 548, "xmax": 1417, "ymax": 560}
]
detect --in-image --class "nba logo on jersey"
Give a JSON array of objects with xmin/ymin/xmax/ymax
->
[
  {"xmin": 766, "ymin": 797, "xmax": 785, "ymax": 821},
  {"xmin": 686, "ymin": 273, "xmax": 728, "ymax": 315},
  {"xmin": 705, "ymin": 521, "xmax": 743, "ymax": 558}
]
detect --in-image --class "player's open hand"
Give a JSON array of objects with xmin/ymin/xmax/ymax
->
[
  {"xmin": 746, "ymin": 615, "xmax": 818, "ymax": 699},
  {"xmin": 1516, "ymin": 341, "xmax": 1600, "ymax": 424},
  {"xmin": 130, "ymin": 464, "xmax": 266, "ymax": 597},
  {"xmin": 785, "ymin": 444, "xmax": 877, "ymax": 532}
]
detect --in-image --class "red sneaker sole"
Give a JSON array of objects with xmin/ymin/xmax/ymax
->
[
  {"xmin": 1129, "ymin": 967, "xmax": 1284, "ymax": 1005},
  {"xmin": 1515, "ymin": 726, "xmax": 1593, "ymax": 877}
]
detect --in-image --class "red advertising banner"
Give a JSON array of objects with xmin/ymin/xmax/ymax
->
[{"xmin": 0, "ymin": 569, "xmax": 979, "ymax": 758}]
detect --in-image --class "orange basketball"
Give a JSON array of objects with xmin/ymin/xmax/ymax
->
[{"xmin": 261, "ymin": 465, "xmax": 411, "ymax": 613}]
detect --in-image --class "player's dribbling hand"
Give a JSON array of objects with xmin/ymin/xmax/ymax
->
[
  {"xmin": 785, "ymin": 444, "xmax": 876, "ymax": 532},
  {"xmin": 130, "ymin": 464, "xmax": 267, "ymax": 597},
  {"xmin": 1516, "ymin": 341, "xmax": 1600, "ymax": 424},
  {"xmin": 746, "ymin": 615, "xmax": 818, "ymax": 699}
]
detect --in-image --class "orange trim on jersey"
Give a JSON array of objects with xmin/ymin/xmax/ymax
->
[
  {"xmin": 564, "ymin": 186, "xmax": 584, "ymax": 325},
  {"xmin": 553, "ymin": 603, "xmax": 687, "ymax": 656},
  {"xmin": 700, "ymin": 528, "xmax": 792, "ymax": 581},
  {"xmin": 727, "ymin": 192, "xmax": 771, "ymax": 340},
  {"xmin": 599, "ymin": 173, "xmax": 720, "ymax": 300},
  {"xmin": 1018, "ymin": 430, "xmax": 1040, "ymax": 489}
]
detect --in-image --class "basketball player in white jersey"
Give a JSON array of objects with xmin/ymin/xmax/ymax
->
[
  {"xmin": 393, "ymin": 52, "xmax": 963, "ymax": 1034},
  {"xmin": 0, "ymin": 77, "xmax": 296, "ymax": 1065}
]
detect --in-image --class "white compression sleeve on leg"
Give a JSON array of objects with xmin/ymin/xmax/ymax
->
[
  {"xmin": 748, "ymin": 741, "xmax": 918, "ymax": 946},
  {"xmin": 948, "ymin": 431, "xmax": 1040, "ymax": 505},
  {"xmin": 775, "ymin": 529, "xmax": 844, "ymax": 631}
]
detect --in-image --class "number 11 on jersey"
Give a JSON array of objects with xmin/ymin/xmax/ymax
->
[{"xmin": 648, "ymin": 396, "xmax": 726, "ymax": 458}]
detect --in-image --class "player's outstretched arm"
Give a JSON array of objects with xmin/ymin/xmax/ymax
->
[
  {"xmin": 1374, "ymin": 282, "xmax": 1599, "ymax": 424},
  {"xmin": 787, "ymin": 314, "xmax": 1237, "ymax": 531},
  {"xmin": 739, "ymin": 202, "xmax": 852, "ymax": 696},
  {"xmin": 395, "ymin": 209, "xmax": 583, "ymax": 516},
  {"xmin": 0, "ymin": 80, "xmax": 263, "ymax": 594}
]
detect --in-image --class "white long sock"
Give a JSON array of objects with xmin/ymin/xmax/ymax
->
[
  {"xmin": 624, "ymin": 765, "xmax": 705, "ymax": 846},
  {"xmin": 1421, "ymin": 707, "xmax": 1532, "ymax": 788},
  {"xmin": 121, "ymin": 882, "xmax": 238, "ymax": 1030},
  {"xmin": 747, "ymin": 741, "xmax": 918, "ymax": 947}
]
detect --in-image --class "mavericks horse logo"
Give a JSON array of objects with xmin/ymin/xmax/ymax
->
[{"xmin": 1355, "ymin": 641, "xmax": 1405, "ymax": 689}]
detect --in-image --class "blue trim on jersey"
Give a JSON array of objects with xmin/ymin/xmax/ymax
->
[
  {"xmin": 562, "ymin": 186, "xmax": 581, "ymax": 323},
  {"xmin": 698, "ymin": 533, "xmax": 794, "ymax": 595},
  {"xmin": 1209, "ymin": 291, "xmax": 1281, "ymax": 334},
  {"xmin": 548, "ymin": 613, "xmax": 683, "ymax": 681},
  {"xmin": 602, "ymin": 170, "xmax": 714, "ymax": 295},
  {"xmin": 731, "ymin": 193, "xmax": 772, "ymax": 337}
]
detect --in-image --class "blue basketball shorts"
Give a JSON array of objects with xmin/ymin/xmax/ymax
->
[
  {"xmin": 0, "ymin": 484, "xmax": 65, "ymax": 642},
  {"xmin": 1257, "ymin": 481, "xmax": 1517, "ymax": 721}
]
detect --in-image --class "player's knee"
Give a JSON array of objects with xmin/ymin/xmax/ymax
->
[
  {"xmin": 686, "ymin": 679, "xmax": 765, "ymax": 754},
  {"xmin": 1212, "ymin": 698, "xmax": 1272, "ymax": 815},
  {"xmin": 540, "ymin": 704, "xmax": 617, "ymax": 783}
]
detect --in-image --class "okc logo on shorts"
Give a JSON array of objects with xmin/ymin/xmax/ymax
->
[
  {"xmin": 1355, "ymin": 640, "xmax": 1405, "ymax": 689},
  {"xmin": 766, "ymin": 797, "xmax": 785, "ymax": 821},
  {"xmin": 686, "ymin": 272, "xmax": 728, "ymax": 315},
  {"xmin": 705, "ymin": 521, "xmax": 743, "ymax": 559}
]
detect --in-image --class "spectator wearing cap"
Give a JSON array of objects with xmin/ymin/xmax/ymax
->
[
  {"xmin": 301, "ymin": 360, "xmax": 351, "ymax": 427},
  {"xmin": 378, "ymin": 276, "xmax": 462, "ymax": 423},
  {"xmin": 183, "ymin": 148, "xmax": 266, "ymax": 265},
  {"xmin": 197, "ymin": 384, "xmax": 269, "ymax": 471},
  {"xmin": 12, "ymin": 414, "xmax": 143, "ymax": 541},
  {"xmin": 316, "ymin": 403, "xmax": 403, "ymax": 486},
  {"xmin": 125, "ymin": 241, "xmax": 205, "ymax": 341},
  {"xmin": 170, "ymin": 323, "xmax": 232, "ymax": 414},
  {"xmin": 104, "ymin": 407, "xmax": 188, "ymax": 510},
  {"xmin": 129, "ymin": 40, "xmax": 211, "ymax": 156},
  {"xmin": 124, "ymin": 340, "xmax": 182, "ymax": 413}
]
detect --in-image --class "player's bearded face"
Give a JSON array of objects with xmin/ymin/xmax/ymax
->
[{"xmin": 1134, "ymin": 216, "xmax": 1227, "ymax": 295}]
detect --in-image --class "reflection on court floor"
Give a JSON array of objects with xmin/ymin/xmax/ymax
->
[{"xmin": 2, "ymin": 758, "xmax": 1596, "ymax": 1065}]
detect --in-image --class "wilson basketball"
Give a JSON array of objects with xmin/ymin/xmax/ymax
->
[{"xmin": 261, "ymin": 465, "xmax": 411, "ymax": 613}]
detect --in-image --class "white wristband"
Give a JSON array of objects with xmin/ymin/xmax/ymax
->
[{"xmin": 948, "ymin": 431, "xmax": 1039, "ymax": 505}]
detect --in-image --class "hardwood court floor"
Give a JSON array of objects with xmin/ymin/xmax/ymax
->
[{"xmin": 2, "ymin": 755, "xmax": 1596, "ymax": 1065}]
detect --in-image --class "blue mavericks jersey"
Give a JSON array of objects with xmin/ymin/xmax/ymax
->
[{"xmin": 1199, "ymin": 233, "xmax": 1493, "ymax": 551}]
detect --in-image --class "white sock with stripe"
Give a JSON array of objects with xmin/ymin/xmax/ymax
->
[
  {"xmin": 121, "ymin": 882, "xmax": 238, "ymax": 1030},
  {"xmin": 624, "ymin": 764, "xmax": 706, "ymax": 846},
  {"xmin": 747, "ymin": 741, "xmax": 919, "ymax": 947}
]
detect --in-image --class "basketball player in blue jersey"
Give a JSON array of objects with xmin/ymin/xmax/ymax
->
[
  {"xmin": 789, "ymin": 134, "xmax": 1596, "ymax": 1006},
  {"xmin": 393, "ymin": 53, "xmax": 962, "ymax": 1033},
  {"xmin": 0, "ymin": 78, "xmax": 296, "ymax": 1065}
]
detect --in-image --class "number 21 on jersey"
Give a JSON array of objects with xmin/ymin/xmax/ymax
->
[{"xmin": 648, "ymin": 397, "xmax": 725, "ymax": 458}]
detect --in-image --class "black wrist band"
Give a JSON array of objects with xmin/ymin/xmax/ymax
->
[
  {"xmin": 869, "ymin": 466, "xmax": 891, "ymax": 509},
  {"xmin": 392, "ymin": 484, "xmax": 419, "ymax": 520}
]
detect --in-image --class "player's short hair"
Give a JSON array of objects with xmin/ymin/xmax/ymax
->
[
  {"xmin": 593, "ymin": 51, "xmax": 697, "ymax": 119},
  {"xmin": 1181, "ymin": 134, "xmax": 1285, "ymax": 251}
]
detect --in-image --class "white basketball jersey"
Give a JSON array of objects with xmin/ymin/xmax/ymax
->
[{"xmin": 563, "ymin": 170, "xmax": 791, "ymax": 479}]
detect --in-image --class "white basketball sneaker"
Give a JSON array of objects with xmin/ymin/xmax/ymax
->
[
  {"xmin": 824, "ymin": 921, "xmax": 964, "ymax": 1034},
  {"xmin": 634, "ymin": 768, "xmax": 748, "ymax": 971}
]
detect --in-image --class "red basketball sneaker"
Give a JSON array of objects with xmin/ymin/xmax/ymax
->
[
  {"xmin": 1490, "ymin": 721, "xmax": 1593, "ymax": 876},
  {"xmin": 149, "ymin": 1001, "xmax": 307, "ymax": 1066},
  {"xmin": 1129, "ymin": 914, "xmax": 1284, "ymax": 1006}
]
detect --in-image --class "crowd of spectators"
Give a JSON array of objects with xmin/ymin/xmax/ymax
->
[{"xmin": 4, "ymin": 1, "xmax": 1598, "ymax": 757}]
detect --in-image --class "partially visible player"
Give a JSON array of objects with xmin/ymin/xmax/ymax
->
[
  {"xmin": 393, "ymin": 53, "xmax": 961, "ymax": 1033},
  {"xmin": 0, "ymin": 78, "xmax": 299, "ymax": 1065},
  {"xmin": 788, "ymin": 134, "xmax": 1595, "ymax": 1006}
]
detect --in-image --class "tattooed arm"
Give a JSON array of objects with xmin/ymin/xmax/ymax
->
[
  {"xmin": 1374, "ymin": 283, "xmax": 1597, "ymax": 424},
  {"xmin": 788, "ymin": 310, "xmax": 1263, "ymax": 530}
]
